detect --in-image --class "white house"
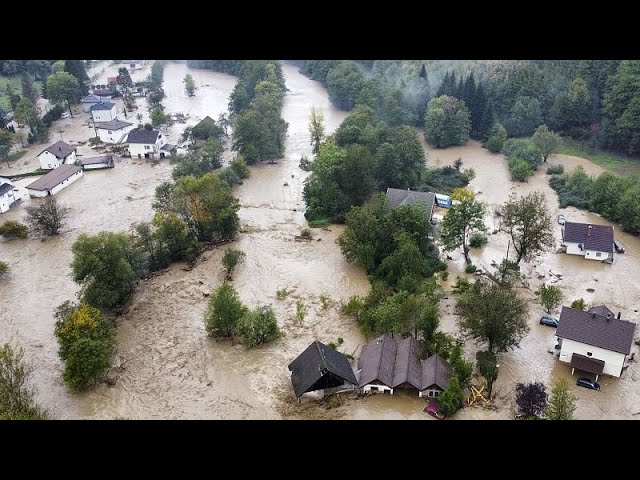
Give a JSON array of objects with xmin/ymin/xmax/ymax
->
[
  {"xmin": 95, "ymin": 119, "xmax": 134, "ymax": 144},
  {"xmin": 555, "ymin": 305, "xmax": 636, "ymax": 380},
  {"xmin": 562, "ymin": 221, "xmax": 615, "ymax": 263},
  {"xmin": 80, "ymin": 94, "xmax": 103, "ymax": 112},
  {"xmin": 90, "ymin": 102, "xmax": 118, "ymax": 122},
  {"xmin": 0, "ymin": 182, "xmax": 18, "ymax": 213},
  {"xmin": 122, "ymin": 60, "xmax": 144, "ymax": 70},
  {"xmin": 79, "ymin": 155, "xmax": 114, "ymax": 170},
  {"xmin": 26, "ymin": 164, "xmax": 83, "ymax": 197},
  {"xmin": 126, "ymin": 128, "xmax": 165, "ymax": 159},
  {"xmin": 37, "ymin": 141, "xmax": 77, "ymax": 170}
]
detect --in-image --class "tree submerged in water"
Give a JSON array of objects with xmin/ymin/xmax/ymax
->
[{"xmin": 183, "ymin": 74, "xmax": 195, "ymax": 97}]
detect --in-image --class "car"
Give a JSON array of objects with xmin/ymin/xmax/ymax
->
[
  {"xmin": 61, "ymin": 111, "xmax": 71, "ymax": 119},
  {"xmin": 539, "ymin": 315, "xmax": 559, "ymax": 328},
  {"xmin": 423, "ymin": 403, "xmax": 446, "ymax": 420},
  {"xmin": 614, "ymin": 240, "xmax": 625, "ymax": 253},
  {"xmin": 557, "ymin": 214, "xmax": 566, "ymax": 225},
  {"xmin": 576, "ymin": 377, "xmax": 600, "ymax": 391}
]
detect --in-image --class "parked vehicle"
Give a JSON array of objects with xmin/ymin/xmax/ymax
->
[
  {"xmin": 557, "ymin": 214, "xmax": 566, "ymax": 225},
  {"xmin": 61, "ymin": 111, "xmax": 71, "ymax": 119},
  {"xmin": 614, "ymin": 240, "xmax": 625, "ymax": 253},
  {"xmin": 539, "ymin": 315, "xmax": 559, "ymax": 328},
  {"xmin": 423, "ymin": 403, "xmax": 446, "ymax": 420},
  {"xmin": 576, "ymin": 378, "xmax": 600, "ymax": 391}
]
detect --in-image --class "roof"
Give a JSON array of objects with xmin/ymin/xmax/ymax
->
[
  {"xmin": 288, "ymin": 341, "xmax": 357, "ymax": 398},
  {"xmin": 107, "ymin": 77, "xmax": 117, "ymax": 84},
  {"xmin": 358, "ymin": 335, "xmax": 398, "ymax": 387},
  {"xmin": 90, "ymin": 102, "xmax": 115, "ymax": 111},
  {"xmin": 38, "ymin": 141, "xmax": 76, "ymax": 159},
  {"xmin": 570, "ymin": 353, "xmax": 605, "ymax": 375},
  {"xmin": 195, "ymin": 116, "xmax": 216, "ymax": 128},
  {"xmin": 92, "ymin": 89, "xmax": 112, "ymax": 96},
  {"xmin": 81, "ymin": 155, "xmax": 113, "ymax": 166},
  {"xmin": 0, "ymin": 182, "xmax": 13, "ymax": 196},
  {"xmin": 26, "ymin": 164, "xmax": 82, "ymax": 191},
  {"xmin": 81, "ymin": 94, "xmax": 102, "ymax": 103},
  {"xmin": 421, "ymin": 354, "xmax": 452, "ymax": 391},
  {"xmin": 126, "ymin": 128, "xmax": 160, "ymax": 144},
  {"xmin": 563, "ymin": 222, "xmax": 614, "ymax": 253},
  {"xmin": 588, "ymin": 305, "xmax": 615, "ymax": 318},
  {"xmin": 391, "ymin": 336, "xmax": 422, "ymax": 389},
  {"xmin": 160, "ymin": 144, "xmax": 176, "ymax": 151},
  {"xmin": 386, "ymin": 188, "xmax": 435, "ymax": 215},
  {"xmin": 95, "ymin": 120, "xmax": 132, "ymax": 131},
  {"xmin": 557, "ymin": 306, "xmax": 636, "ymax": 355}
]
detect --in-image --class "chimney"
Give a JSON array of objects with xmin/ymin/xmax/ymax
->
[
  {"xmin": 592, "ymin": 312, "xmax": 596, "ymax": 318},
  {"xmin": 617, "ymin": 312, "xmax": 621, "ymax": 319},
  {"xmin": 588, "ymin": 225, "xmax": 592, "ymax": 237},
  {"xmin": 607, "ymin": 313, "xmax": 611, "ymax": 322}
]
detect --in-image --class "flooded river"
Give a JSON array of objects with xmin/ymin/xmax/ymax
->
[{"xmin": 1, "ymin": 62, "xmax": 639, "ymax": 419}]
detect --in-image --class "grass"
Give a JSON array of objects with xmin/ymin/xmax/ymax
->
[
  {"xmin": 0, "ymin": 75, "xmax": 44, "ymax": 110},
  {"xmin": 308, "ymin": 218, "xmax": 331, "ymax": 228},
  {"xmin": 556, "ymin": 137, "xmax": 640, "ymax": 175},
  {"xmin": 8, "ymin": 150, "xmax": 26, "ymax": 163}
]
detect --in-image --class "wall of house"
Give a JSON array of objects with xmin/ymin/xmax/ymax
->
[
  {"xmin": 82, "ymin": 102, "xmax": 98, "ymax": 113},
  {"xmin": 63, "ymin": 151, "xmax": 77, "ymax": 165},
  {"xmin": 584, "ymin": 249, "xmax": 612, "ymax": 262},
  {"xmin": 1, "ymin": 191, "xmax": 15, "ymax": 213},
  {"xmin": 97, "ymin": 125, "xmax": 133, "ymax": 144},
  {"xmin": 558, "ymin": 337, "xmax": 626, "ymax": 377},
  {"xmin": 92, "ymin": 107, "xmax": 117, "ymax": 122},
  {"xmin": 419, "ymin": 387, "xmax": 444, "ymax": 398},
  {"xmin": 129, "ymin": 143, "xmax": 158, "ymax": 158},
  {"xmin": 83, "ymin": 161, "xmax": 112, "ymax": 170},
  {"xmin": 28, "ymin": 170, "xmax": 84, "ymax": 198},
  {"xmin": 362, "ymin": 383, "xmax": 393, "ymax": 394},
  {"xmin": 38, "ymin": 151, "xmax": 63, "ymax": 170},
  {"xmin": 564, "ymin": 242, "xmax": 585, "ymax": 256}
]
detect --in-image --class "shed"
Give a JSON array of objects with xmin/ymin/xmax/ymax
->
[
  {"xmin": 80, "ymin": 155, "xmax": 114, "ymax": 170},
  {"xmin": 26, "ymin": 164, "xmax": 83, "ymax": 197}
]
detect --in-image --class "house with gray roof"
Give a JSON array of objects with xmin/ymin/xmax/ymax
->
[
  {"xmin": 0, "ymin": 181, "xmax": 18, "ymax": 213},
  {"xmin": 556, "ymin": 305, "xmax": 636, "ymax": 380},
  {"xmin": 126, "ymin": 128, "xmax": 167, "ymax": 159},
  {"xmin": 90, "ymin": 102, "xmax": 118, "ymax": 122},
  {"xmin": 37, "ymin": 140, "xmax": 77, "ymax": 170},
  {"xmin": 95, "ymin": 119, "xmax": 133, "ymax": 144},
  {"xmin": 81, "ymin": 94, "xmax": 104, "ymax": 112},
  {"xmin": 386, "ymin": 188, "xmax": 436, "ymax": 222},
  {"xmin": 561, "ymin": 221, "xmax": 615, "ymax": 263},
  {"xmin": 26, "ymin": 164, "xmax": 83, "ymax": 197}
]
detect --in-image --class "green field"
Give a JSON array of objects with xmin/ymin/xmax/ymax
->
[
  {"xmin": 0, "ymin": 75, "xmax": 43, "ymax": 111},
  {"xmin": 556, "ymin": 137, "xmax": 640, "ymax": 175}
]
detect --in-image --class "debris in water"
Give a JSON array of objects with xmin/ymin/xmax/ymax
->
[
  {"xmin": 283, "ymin": 182, "xmax": 289, "ymax": 186},
  {"xmin": 586, "ymin": 288, "xmax": 595, "ymax": 293}
]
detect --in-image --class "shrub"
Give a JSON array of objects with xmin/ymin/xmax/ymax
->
[
  {"xmin": 342, "ymin": 295, "xmax": 365, "ymax": 320},
  {"xmin": 469, "ymin": 233, "xmax": 488, "ymax": 248},
  {"xmin": 571, "ymin": 298, "xmax": 587, "ymax": 311},
  {"xmin": 25, "ymin": 197, "xmax": 69, "ymax": 236},
  {"xmin": 276, "ymin": 287, "xmax": 289, "ymax": 300},
  {"xmin": 238, "ymin": 306, "xmax": 281, "ymax": 348},
  {"xmin": 484, "ymin": 124, "xmax": 507, "ymax": 153},
  {"xmin": 509, "ymin": 159, "xmax": 534, "ymax": 182},
  {"xmin": 222, "ymin": 248, "xmax": 246, "ymax": 279},
  {"xmin": 204, "ymin": 284, "xmax": 247, "ymax": 337},
  {"xmin": 296, "ymin": 300, "xmax": 306, "ymax": 324},
  {"xmin": 88, "ymin": 136, "xmax": 103, "ymax": 147},
  {"xmin": 320, "ymin": 294, "xmax": 331, "ymax": 309},
  {"xmin": 63, "ymin": 338, "xmax": 113, "ymax": 391},
  {"xmin": 300, "ymin": 228, "xmax": 312, "ymax": 239},
  {"xmin": 41, "ymin": 105, "xmax": 64, "ymax": 126},
  {"xmin": 0, "ymin": 261, "xmax": 8, "ymax": 278},
  {"xmin": 465, "ymin": 263, "xmax": 477, "ymax": 274},
  {"xmin": 546, "ymin": 164, "xmax": 564, "ymax": 175},
  {"xmin": 440, "ymin": 271, "xmax": 449, "ymax": 282},
  {"xmin": 0, "ymin": 220, "xmax": 29, "ymax": 239},
  {"xmin": 0, "ymin": 344, "xmax": 47, "ymax": 419},
  {"xmin": 452, "ymin": 276, "xmax": 470, "ymax": 293}
]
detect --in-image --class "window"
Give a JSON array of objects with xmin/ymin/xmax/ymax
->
[
  {"xmin": 108, "ymin": 130, "xmax": 112, "ymax": 134},
  {"xmin": 144, "ymin": 145, "xmax": 150, "ymax": 150},
  {"xmin": 587, "ymin": 352, "xmax": 592, "ymax": 357},
  {"xmin": 596, "ymin": 252, "xmax": 601, "ymax": 257}
]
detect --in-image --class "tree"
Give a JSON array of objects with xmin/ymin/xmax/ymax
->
[
  {"xmin": 63, "ymin": 338, "xmax": 113, "ymax": 391},
  {"xmin": 54, "ymin": 303, "xmax": 115, "ymax": 361},
  {"xmin": 440, "ymin": 197, "xmax": 485, "ymax": 263},
  {"xmin": 64, "ymin": 60, "xmax": 90, "ymax": 96},
  {"xmin": 326, "ymin": 62, "xmax": 365, "ymax": 110},
  {"xmin": 456, "ymin": 280, "xmax": 530, "ymax": 354},
  {"xmin": 537, "ymin": 283, "xmax": 563, "ymax": 313},
  {"xmin": 183, "ymin": 74, "xmax": 195, "ymax": 96},
  {"xmin": 500, "ymin": 192, "xmax": 553, "ymax": 264},
  {"xmin": 438, "ymin": 376, "xmax": 464, "ymax": 417},
  {"xmin": 449, "ymin": 344, "xmax": 473, "ymax": 388},
  {"xmin": 0, "ymin": 220, "xmax": 29, "ymax": 239},
  {"xmin": 0, "ymin": 344, "xmax": 47, "ymax": 420},
  {"xmin": 71, "ymin": 232, "xmax": 143, "ymax": 309},
  {"xmin": 152, "ymin": 212, "xmax": 198, "ymax": 263},
  {"xmin": 424, "ymin": 95, "xmax": 471, "ymax": 148},
  {"xmin": 13, "ymin": 98, "xmax": 38, "ymax": 128},
  {"xmin": 222, "ymin": 248, "xmax": 246, "ymax": 280},
  {"xmin": 46, "ymin": 72, "xmax": 81, "ymax": 117},
  {"xmin": 150, "ymin": 108, "xmax": 168, "ymax": 127},
  {"xmin": 544, "ymin": 378, "xmax": 576, "ymax": 420},
  {"xmin": 51, "ymin": 60, "xmax": 65, "ymax": 74},
  {"xmin": 204, "ymin": 283, "xmax": 248, "ymax": 337},
  {"xmin": 505, "ymin": 96, "xmax": 542, "ymax": 137},
  {"xmin": 416, "ymin": 302, "xmax": 439, "ymax": 342},
  {"xmin": 116, "ymin": 67, "xmax": 133, "ymax": 88},
  {"xmin": 476, "ymin": 350, "xmax": 499, "ymax": 396},
  {"xmin": 532, "ymin": 124, "xmax": 561, "ymax": 162},
  {"xmin": 484, "ymin": 124, "xmax": 507, "ymax": 153},
  {"xmin": 24, "ymin": 197, "xmax": 69, "ymax": 236},
  {"xmin": 21, "ymin": 72, "xmax": 38, "ymax": 103},
  {"xmin": 199, "ymin": 137, "xmax": 224, "ymax": 170},
  {"xmin": 515, "ymin": 382, "xmax": 547, "ymax": 419},
  {"xmin": 308, "ymin": 107, "xmax": 325, "ymax": 155},
  {"xmin": 238, "ymin": 306, "xmax": 281, "ymax": 348},
  {"xmin": 602, "ymin": 61, "xmax": 640, "ymax": 154},
  {"xmin": 571, "ymin": 298, "xmax": 587, "ymax": 311}
]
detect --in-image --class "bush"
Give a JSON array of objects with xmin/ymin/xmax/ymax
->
[
  {"xmin": 299, "ymin": 155, "xmax": 311, "ymax": 171},
  {"xmin": 452, "ymin": 276, "xmax": 470, "ymax": 293},
  {"xmin": 320, "ymin": 294, "xmax": 331, "ymax": 309},
  {"xmin": 41, "ymin": 105, "xmax": 65, "ymax": 126},
  {"xmin": 342, "ymin": 295, "xmax": 365, "ymax": 320},
  {"xmin": 296, "ymin": 300, "xmax": 306, "ymax": 324},
  {"xmin": 88, "ymin": 136, "xmax": 103, "ymax": 147},
  {"xmin": 438, "ymin": 376, "xmax": 464, "ymax": 417},
  {"xmin": 440, "ymin": 270, "xmax": 449, "ymax": 282},
  {"xmin": 571, "ymin": 298, "xmax": 587, "ymax": 311},
  {"xmin": 546, "ymin": 164, "xmax": 564, "ymax": 175},
  {"xmin": 204, "ymin": 283, "xmax": 247, "ymax": 337},
  {"xmin": 465, "ymin": 263, "xmax": 477, "ymax": 274},
  {"xmin": 0, "ymin": 344, "xmax": 47, "ymax": 420},
  {"xmin": 509, "ymin": 159, "xmax": 534, "ymax": 182},
  {"xmin": 469, "ymin": 233, "xmax": 488, "ymax": 248},
  {"xmin": 300, "ymin": 228, "xmax": 312, "ymax": 239},
  {"xmin": 53, "ymin": 303, "xmax": 115, "ymax": 362},
  {"xmin": 0, "ymin": 261, "xmax": 8, "ymax": 278},
  {"xmin": 276, "ymin": 287, "xmax": 289, "ymax": 300},
  {"xmin": 63, "ymin": 338, "xmax": 113, "ymax": 391},
  {"xmin": 484, "ymin": 124, "xmax": 507, "ymax": 153},
  {"xmin": 25, "ymin": 197, "xmax": 69, "ymax": 236},
  {"xmin": 0, "ymin": 220, "xmax": 29, "ymax": 239},
  {"xmin": 238, "ymin": 306, "xmax": 281, "ymax": 348},
  {"xmin": 222, "ymin": 248, "xmax": 246, "ymax": 279}
]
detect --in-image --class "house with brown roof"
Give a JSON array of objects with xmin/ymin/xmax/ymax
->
[
  {"xmin": 37, "ymin": 141, "xmax": 77, "ymax": 170},
  {"xmin": 561, "ymin": 221, "xmax": 615, "ymax": 263},
  {"xmin": 555, "ymin": 305, "xmax": 636, "ymax": 380}
]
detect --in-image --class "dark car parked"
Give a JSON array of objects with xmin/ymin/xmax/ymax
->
[
  {"xmin": 614, "ymin": 240, "xmax": 625, "ymax": 253},
  {"xmin": 576, "ymin": 378, "xmax": 600, "ymax": 391},
  {"xmin": 540, "ymin": 315, "xmax": 559, "ymax": 328}
]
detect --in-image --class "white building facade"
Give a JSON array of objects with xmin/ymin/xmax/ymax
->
[
  {"xmin": 37, "ymin": 141, "xmax": 77, "ymax": 170},
  {"xmin": 557, "ymin": 338, "xmax": 627, "ymax": 378},
  {"xmin": 90, "ymin": 103, "xmax": 118, "ymax": 122},
  {"xmin": 0, "ymin": 182, "xmax": 17, "ymax": 213}
]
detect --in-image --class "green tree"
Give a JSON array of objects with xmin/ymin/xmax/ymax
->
[
  {"xmin": 308, "ymin": 106, "xmax": 325, "ymax": 155},
  {"xmin": 51, "ymin": 60, "xmax": 65, "ymax": 74},
  {"xmin": 131, "ymin": 221, "xmax": 170, "ymax": 272},
  {"xmin": 424, "ymin": 95, "xmax": 471, "ymax": 148},
  {"xmin": 537, "ymin": 283, "xmax": 563, "ymax": 313},
  {"xmin": 116, "ymin": 67, "xmax": 133, "ymax": 88},
  {"xmin": 63, "ymin": 338, "xmax": 113, "ymax": 391},
  {"xmin": 484, "ymin": 124, "xmax": 507, "ymax": 153},
  {"xmin": 416, "ymin": 302, "xmax": 440, "ymax": 342},
  {"xmin": 64, "ymin": 60, "xmax": 90, "ymax": 96},
  {"xmin": 46, "ymin": 72, "xmax": 81, "ymax": 117},
  {"xmin": 440, "ymin": 197, "xmax": 486, "ymax": 264},
  {"xmin": 183, "ymin": 74, "xmax": 195, "ymax": 96},
  {"xmin": 152, "ymin": 212, "xmax": 198, "ymax": 263},
  {"xmin": 0, "ymin": 220, "xmax": 29, "ymax": 239},
  {"xmin": 238, "ymin": 306, "xmax": 281, "ymax": 348},
  {"xmin": 24, "ymin": 197, "xmax": 69, "ymax": 236},
  {"xmin": 0, "ymin": 261, "xmax": 8, "ymax": 278},
  {"xmin": 14, "ymin": 98, "xmax": 38, "ymax": 128},
  {"xmin": 326, "ymin": 62, "xmax": 365, "ymax": 110},
  {"xmin": 456, "ymin": 280, "xmax": 530, "ymax": 354},
  {"xmin": 449, "ymin": 344, "xmax": 473, "ymax": 388},
  {"xmin": 506, "ymin": 96, "xmax": 542, "ymax": 137},
  {"xmin": 21, "ymin": 72, "xmax": 38, "ymax": 104},
  {"xmin": 571, "ymin": 298, "xmax": 587, "ymax": 311},
  {"xmin": 500, "ymin": 192, "xmax": 553, "ymax": 263},
  {"xmin": 204, "ymin": 283, "xmax": 247, "ymax": 337},
  {"xmin": 0, "ymin": 344, "xmax": 47, "ymax": 420},
  {"xmin": 53, "ymin": 303, "xmax": 115, "ymax": 361},
  {"xmin": 515, "ymin": 382, "xmax": 547, "ymax": 419},
  {"xmin": 532, "ymin": 124, "xmax": 561, "ymax": 162},
  {"xmin": 150, "ymin": 108, "xmax": 168, "ymax": 127},
  {"xmin": 438, "ymin": 376, "xmax": 464, "ymax": 417},
  {"xmin": 602, "ymin": 61, "xmax": 640, "ymax": 154},
  {"xmin": 476, "ymin": 350, "xmax": 499, "ymax": 396},
  {"xmin": 544, "ymin": 378, "xmax": 576, "ymax": 420},
  {"xmin": 200, "ymin": 137, "xmax": 224, "ymax": 170},
  {"xmin": 374, "ymin": 126, "xmax": 424, "ymax": 189},
  {"xmin": 222, "ymin": 248, "xmax": 246, "ymax": 280}
]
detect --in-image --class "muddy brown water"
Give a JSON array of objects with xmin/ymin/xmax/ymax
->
[{"xmin": 1, "ymin": 63, "xmax": 639, "ymax": 419}]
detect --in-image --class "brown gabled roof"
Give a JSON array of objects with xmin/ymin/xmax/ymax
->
[
  {"xmin": 391, "ymin": 336, "xmax": 423, "ymax": 389},
  {"xmin": 38, "ymin": 140, "xmax": 76, "ymax": 160},
  {"xmin": 570, "ymin": 353, "xmax": 605, "ymax": 375},
  {"xmin": 358, "ymin": 335, "xmax": 397, "ymax": 388},
  {"xmin": 26, "ymin": 164, "xmax": 82, "ymax": 191},
  {"xmin": 563, "ymin": 222, "xmax": 614, "ymax": 253},
  {"xmin": 421, "ymin": 354, "xmax": 452, "ymax": 391},
  {"xmin": 556, "ymin": 306, "xmax": 636, "ymax": 355}
]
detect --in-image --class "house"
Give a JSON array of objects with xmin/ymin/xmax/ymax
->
[
  {"xmin": 358, "ymin": 334, "xmax": 452, "ymax": 397},
  {"xmin": 0, "ymin": 182, "xmax": 18, "ymax": 213},
  {"xmin": 386, "ymin": 188, "xmax": 436, "ymax": 222},
  {"xmin": 160, "ymin": 144, "xmax": 177, "ymax": 157},
  {"xmin": 37, "ymin": 141, "xmax": 77, "ymax": 170},
  {"xmin": 191, "ymin": 115, "xmax": 220, "ymax": 142},
  {"xmin": 95, "ymin": 119, "xmax": 134, "ymax": 144},
  {"xmin": 107, "ymin": 76, "xmax": 117, "ymax": 86},
  {"xmin": 555, "ymin": 305, "xmax": 636, "ymax": 380},
  {"xmin": 80, "ymin": 94, "xmax": 104, "ymax": 112},
  {"xmin": 79, "ymin": 155, "xmax": 114, "ymax": 170},
  {"xmin": 91, "ymin": 88, "xmax": 112, "ymax": 98},
  {"xmin": 562, "ymin": 221, "xmax": 615, "ymax": 263},
  {"xmin": 126, "ymin": 128, "xmax": 165, "ymax": 159},
  {"xmin": 26, "ymin": 164, "xmax": 83, "ymax": 197},
  {"xmin": 288, "ymin": 341, "xmax": 358, "ymax": 398},
  {"xmin": 90, "ymin": 102, "xmax": 117, "ymax": 122},
  {"xmin": 122, "ymin": 60, "xmax": 144, "ymax": 70}
]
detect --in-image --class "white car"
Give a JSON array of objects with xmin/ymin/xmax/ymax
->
[
  {"xmin": 61, "ymin": 111, "xmax": 71, "ymax": 119},
  {"xmin": 557, "ymin": 214, "xmax": 566, "ymax": 225}
]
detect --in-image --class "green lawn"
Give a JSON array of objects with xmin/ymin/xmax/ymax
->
[
  {"xmin": 556, "ymin": 137, "xmax": 640, "ymax": 175},
  {"xmin": 0, "ymin": 75, "xmax": 43, "ymax": 111},
  {"xmin": 8, "ymin": 150, "xmax": 27, "ymax": 162}
]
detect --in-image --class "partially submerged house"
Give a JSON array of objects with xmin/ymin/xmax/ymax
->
[
  {"xmin": 92, "ymin": 88, "xmax": 112, "ymax": 98},
  {"xmin": 95, "ymin": 119, "xmax": 133, "ymax": 144},
  {"xmin": 37, "ymin": 140, "xmax": 77, "ymax": 170},
  {"xmin": 0, "ymin": 182, "xmax": 18, "ymax": 213},
  {"xmin": 357, "ymin": 335, "xmax": 452, "ymax": 397},
  {"xmin": 288, "ymin": 341, "xmax": 358, "ymax": 398},
  {"xmin": 386, "ymin": 188, "xmax": 436, "ymax": 222},
  {"xmin": 561, "ymin": 221, "xmax": 615, "ymax": 263},
  {"xmin": 555, "ymin": 305, "xmax": 636, "ymax": 380},
  {"xmin": 90, "ymin": 102, "xmax": 117, "ymax": 122},
  {"xmin": 160, "ymin": 144, "xmax": 177, "ymax": 157},
  {"xmin": 126, "ymin": 128, "xmax": 165, "ymax": 159},
  {"xmin": 26, "ymin": 164, "xmax": 83, "ymax": 197},
  {"xmin": 80, "ymin": 94, "xmax": 104, "ymax": 112},
  {"xmin": 79, "ymin": 155, "xmax": 114, "ymax": 170}
]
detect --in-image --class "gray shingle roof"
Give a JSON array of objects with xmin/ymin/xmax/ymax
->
[
  {"xmin": 126, "ymin": 128, "xmax": 160, "ymax": 144},
  {"xmin": 589, "ymin": 305, "xmax": 615, "ymax": 318},
  {"xmin": 38, "ymin": 141, "xmax": 76, "ymax": 160},
  {"xmin": 92, "ymin": 89, "xmax": 112, "ymax": 96},
  {"xmin": 81, "ymin": 94, "xmax": 102, "ymax": 103},
  {"xmin": 358, "ymin": 335, "xmax": 398, "ymax": 387},
  {"xmin": 0, "ymin": 182, "xmax": 13, "ymax": 196},
  {"xmin": 95, "ymin": 120, "xmax": 132, "ymax": 130},
  {"xmin": 90, "ymin": 102, "xmax": 115, "ymax": 111},
  {"xmin": 288, "ymin": 341, "xmax": 357, "ymax": 397},
  {"xmin": 81, "ymin": 155, "xmax": 113, "ymax": 166},
  {"xmin": 557, "ymin": 306, "xmax": 636, "ymax": 355},
  {"xmin": 391, "ymin": 336, "xmax": 422, "ymax": 389},
  {"xmin": 570, "ymin": 353, "xmax": 605, "ymax": 375},
  {"xmin": 563, "ymin": 222, "xmax": 614, "ymax": 253},
  {"xmin": 386, "ymin": 188, "xmax": 435, "ymax": 216},
  {"xmin": 421, "ymin": 354, "xmax": 452, "ymax": 391},
  {"xmin": 160, "ymin": 144, "xmax": 176, "ymax": 151},
  {"xmin": 26, "ymin": 164, "xmax": 82, "ymax": 191}
]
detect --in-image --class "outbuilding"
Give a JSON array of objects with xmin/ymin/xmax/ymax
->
[
  {"xmin": 95, "ymin": 119, "xmax": 134, "ymax": 144},
  {"xmin": 79, "ymin": 155, "xmax": 114, "ymax": 170},
  {"xmin": 386, "ymin": 188, "xmax": 436, "ymax": 222},
  {"xmin": 26, "ymin": 164, "xmax": 83, "ymax": 197},
  {"xmin": 37, "ymin": 140, "xmax": 77, "ymax": 170},
  {"xmin": 80, "ymin": 94, "xmax": 104, "ymax": 112}
]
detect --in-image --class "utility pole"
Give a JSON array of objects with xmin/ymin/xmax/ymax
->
[{"xmin": 58, "ymin": 130, "xmax": 63, "ymax": 141}]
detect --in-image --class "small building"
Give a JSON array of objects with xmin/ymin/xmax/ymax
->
[
  {"xmin": 160, "ymin": 144, "xmax": 177, "ymax": 157},
  {"xmin": 122, "ymin": 60, "xmax": 144, "ymax": 70},
  {"xmin": 562, "ymin": 221, "xmax": 615, "ymax": 263},
  {"xmin": 288, "ymin": 340, "xmax": 358, "ymax": 398},
  {"xmin": 80, "ymin": 94, "xmax": 104, "ymax": 113},
  {"xmin": 555, "ymin": 305, "xmax": 636, "ymax": 380},
  {"xmin": 126, "ymin": 128, "xmax": 164, "ymax": 159},
  {"xmin": 92, "ymin": 88, "xmax": 112, "ymax": 99},
  {"xmin": 386, "ymin": 188, "xmax": 436, "ymax": 222},
  {"xmin": 26, "ymin": 164, "xmax": 83, "ymax": 197},
  {"xmin": 90, "ymin": 102, "xmax": 117, "ymax": 122},
  {"xmin": 95, "ymin": 119, "xmax": 134, "ymax": 144},
  {"xmin": 37, "ymin": 141, "xmax": 77, "ymax": 170},
  {"xmin": 79, "ymin": 155, "xmax": 114, "ymax": 170},
  {"xmin": 107, "ymin": 76, "xmax": 117, "ymax": 86},
  {"xmin": 419, "ymin": 354, "xmax": 452, "ymax": 399},
  {"xmin": 0, "ymin": 182, "xmax": 18, "ymax": 213}
]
